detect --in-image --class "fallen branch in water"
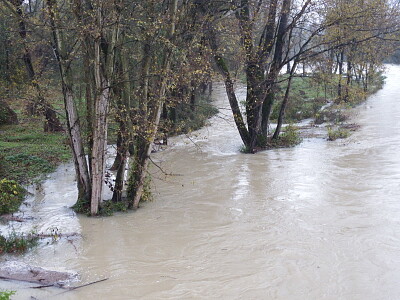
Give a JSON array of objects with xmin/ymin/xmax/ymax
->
[
  {"xmin": 54, "ymin": 278, "xmax": 109, "ymax": 295},
  {"xmin": 0, "ymin": 215, "xmax": 34, "ymax": 223},
  {"xmin": 34, "ymin": 232, "xmax": 80, "ymax": 239}
]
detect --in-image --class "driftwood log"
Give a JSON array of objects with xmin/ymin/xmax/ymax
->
[{"xmin": 0, "ymin": 261, "xmax": 75, "ymax": 286}]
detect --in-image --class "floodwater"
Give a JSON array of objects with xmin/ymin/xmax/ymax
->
[{"xmin": 1, "ymin": 65, "xmax": 400, "ymax": 299}]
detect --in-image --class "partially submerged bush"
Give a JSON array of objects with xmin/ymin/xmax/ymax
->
[
  {"xmin": 0, "ymin": 231, "xmax": 38, "ymax": 254},
  {"xmin": 270, "ymin": 125, "xmax": 302, "ymax": 148},
  {"xmin": 314, "ymin": 108, "xmax": 347, "ymax": 125},
  {"xmin": 327, "ymin": 127, "xmax": 350, "ymax": 141},
  {"xmin": 239, "ymin": 144, "xmax": 251, "ymax": 153},
  {"xmin": 0, "ymin": 179, "xmax": 25, "ymax": 215}
]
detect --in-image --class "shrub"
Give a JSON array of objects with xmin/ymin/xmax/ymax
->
[
  {"xmin": 327, "ymin": 127, "xmax": 350, "ymax": 141},
  {"xmin": 270, "ymin": 125, "xmax": 302, "ymax": 148},
  {"xmin": 0, "ymin": 290, "xmax": 16, "ymax": 300},
  {"xmin": 0, "ymin": 100, "xmax": 18, "ymax": 125},
  {"xmin": 239, "ymin": 144, "xmax": 252, "ymax": 153},
  {"xmin": 0, "ymin": 231, "xmax": 38, "ymax": 254},
  {"xmin": 0, "ymin": 179, "xmax": 25, "ymax": 215}
]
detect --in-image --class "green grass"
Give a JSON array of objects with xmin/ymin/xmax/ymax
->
[
  {"xmin": 271, "ymin": 76, "xmax": 333, "ymax": 122},
  {"xmin": 0, "ymin": 122, "xmax": 71, "ymax": 183}
]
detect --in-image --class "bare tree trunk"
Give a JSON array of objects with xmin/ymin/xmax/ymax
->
[
  {"xmin": 111, "ymin": 114, "xmax": 128, "ymax": 202},
  {"xmin": 272, "ymin": 62, "xmax": 298, "ymax": 139},
  {"xmin": 344, "ymin": 59, "xmax": 352, "ymax": 102},
  {"xmin": 337, "ymin": 50, "xmax": 344, "ymax": 101},
  {"xmin": 261, "ymin": 0, "xmax": 291, "ymax": 136},
  {"xmin": 64, "ymin": 86, "xmax": 92, "ymax": 202},
  {"xmin": 46, "ymin": 0, "xmax": 91, "ymax": 205},
  {"xmin": 111, "ymin": 34, "xmax": 130, "ymax": 202},
  {"xmin": 208, "ymin": 26, "xmax": 250, "ymax": 149},
  {"xmin": 216, "ymin": 56, "xmax": 251, "ymax": 148},
  {"xmin": 90, "ymin": 78, "xmax": 110, "ymax": 215}
]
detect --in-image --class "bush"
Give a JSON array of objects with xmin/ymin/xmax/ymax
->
[
  {"xmin": 0, "ymin": 231, "xmax": 38, "ymax": 254},
  {"xmin": 327, "ymin": 127, "xmax": 350, "ymax": 141},
  {"xmin": 0, "ymin": 290, "xmax": 16, "ymax": 300},
  {"xmin": 0, "ymin": 179, "xmax": 25, "ymax": 215},
  {"xmin": 270, "ymin": 125, "xmax": 302, "ymax": 148},
  {"xmin": 0, "ymin": 100, "xmax": 18, "ymax": 125}
]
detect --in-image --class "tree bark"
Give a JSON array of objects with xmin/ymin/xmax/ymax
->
[
  {"xmin": 261, "ymin": 0, "xmax": 291, "ymax": 136},
  {"xmin": 46, "ymin": 0, "xmax": 91, "ymax": 206},
  {"xmin": 273, "ymin": 63, "xmax": 297, "ymax": 139},
  {"xmin": 129, "ymin": 0, "xmax": 179, "ymax": 208},
  {"xmin": 208, "ymin": 25, "xmax": 251, "ymax": 149}
]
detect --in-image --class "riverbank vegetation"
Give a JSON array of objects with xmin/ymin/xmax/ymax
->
[
  {"xmin": 0, "ymin": 179, "xmax": 25, "ymax": 214},
  {"xmin": 0, "ymin": 123, "xmax": 71, "ymax": 182},
  {"xmin": 0, "ymin": 290, "xmax": 15, "ymax": 300},
  {"xmin": 0, "ymin": 0, "xmax": 399, "ymax": 217},
  {"xmin": 0, "ymin": 231, "xmax": 38, "ymax": 254}
]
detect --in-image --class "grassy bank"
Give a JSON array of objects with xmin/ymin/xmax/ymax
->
[
  {"xmin": 0, "ymin": 92, "xmax": 217, "ymax": 184},
  {"xmin": 0, "ymin": 121, "xmax": 71, "ymax": 183},
  {"xmin": 270, "ymin": 75, "xmax": 334, "ymax": 123}
]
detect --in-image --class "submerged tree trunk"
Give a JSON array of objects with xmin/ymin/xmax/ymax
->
[
  {"xmin": 272, "ymin": 64, "xmax": 297, "ymax": 139},
  {"xmin": 215, "ymin": 55, "xmax": 251, "ymax": 149},
  {"xmin": 64, "ymin": 85, "xmax": 92, "ymax": 203},
  {"xmin": 128, "ymin": 0, "xmax": 179, "ymax": 208},
  {"xmin": 90, "ymin": 80, "xmax": 110, "ymax": 215},
  {"xmin": 208, "ymin": 25, "xmax": 251, "ymax": 149},
  {"xmin": 246, "ymin": 63, "xmax": 265, "ymax": 151},
  {"xmin": 111, "ymin": 38, "xmax": 130, "ymax": 202}
]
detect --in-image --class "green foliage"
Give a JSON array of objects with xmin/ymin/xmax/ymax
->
[
  {"xmin": 99, "ymin": 200, "xmax": 129, "ymax": 216},
  {"xmin": 0, "ymin": 231, "xmax": 38, "ymax": 254},
  {"xmin": 256, "ymin": 134, "xmax": 269, "ymax": 148},
  {"xmin": 5, "ymin": 154, "xmax": 53, "ymax": 179},
  {"xmin": 171, "ymin": 98, "xmax": 219, "ymax": 135},
  {"xmin": 75, "ymin": 173, "xmax": 153, "ymax": 216},
  {"xmin": 239, "ymin": 144, "xmax": 251, "ymax": 153},
  {"xmin": 271, "ymin": 76, "xmax": 330, "ymax": 122},
  {"xmin": 270, "ymin": 125, "xmax": 302, "ymax": 148},
  {"xmin": 140, "ymin": 175, "xmax": 154, "ymax": 203},
  {"xmin": 0, "ymin": 290, "xmax": 16, "ymax": 300},
  {"xmin": 327, "ymin": 127, "xmax": 350, "ymax": 141},
  {"xmin": 0, "ymin": 123, "xmax": 71, "ymax": 182},
  {"xmin": 71, "ymin": 197, "xmax": 91, "ymax": 215},
  {"xmin": 0, "ymin": 179, "xmax": 25, "ymax": 215},
  {"xmin": 315, "ymin": 108, "xmax": 347, "ymax": 125}
]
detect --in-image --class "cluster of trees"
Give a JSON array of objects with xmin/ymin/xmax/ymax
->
[{"xmin": 0, "ymin": 0, "xmax": 399, "ymax": 215}]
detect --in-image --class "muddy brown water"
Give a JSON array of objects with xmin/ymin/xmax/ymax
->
[{"xmin": 1, "ymin": 65, "xmax": 400, "ymax": 299}]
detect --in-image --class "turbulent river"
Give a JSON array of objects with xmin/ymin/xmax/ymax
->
[{"xmin": 2, "ymin": 65, "xmax": 400, "ymax": 299}]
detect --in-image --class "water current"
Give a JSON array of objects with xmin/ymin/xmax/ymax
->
[{"xmin": 1, "ymin": 65, "xmax": 400, "ymax": 299}]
